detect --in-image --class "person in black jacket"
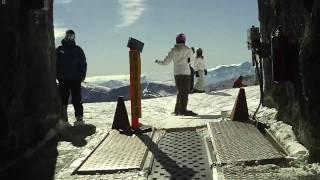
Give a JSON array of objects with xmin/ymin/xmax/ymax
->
[
  {"xmin": 56, "ymin": 29, "xmax": 87, "ymax": 126},
  {"xmin": 233, "ymin": 75, "xmax": 247, "ymax": 88}
]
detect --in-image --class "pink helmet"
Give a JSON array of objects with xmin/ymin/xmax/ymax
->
[{"xmin": 176, "ymin": 33, "xmax": 186, "ymax": 44}]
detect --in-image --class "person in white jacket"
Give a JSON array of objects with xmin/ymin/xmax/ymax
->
[
  {"xmin": 155, "ymin": 33, "xmax": 197, "ymax": 116},
  {"xmin": 193, "ymin": 48, "xmax": 208, "ymax": 93},
  {"xmin": 189, "ymin": 47, "xmax": 196, "ymax": 92}
]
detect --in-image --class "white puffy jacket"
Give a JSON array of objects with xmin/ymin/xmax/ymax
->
[
  {"xmin": 194, "ymin": 57, "xmax": 206, "ymax": 72},
  {"xmin": 194, "ymin": 57, "xmax": 207, "ymax": 91},
  {"xmin": 157, "ymin": 44, "xmax": 194, "ymax": 75}
]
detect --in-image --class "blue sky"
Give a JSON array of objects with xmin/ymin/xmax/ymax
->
[{"xmin": 54, "ymin": 0, "xmax": 259, "ymax": 77}]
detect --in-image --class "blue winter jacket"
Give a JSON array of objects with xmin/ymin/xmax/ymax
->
[{"xmin": 56, "ymin": 39, "xmax": 87, "ymax": 81}]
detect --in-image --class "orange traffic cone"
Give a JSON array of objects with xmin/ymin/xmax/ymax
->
[
  {"xmin": 112, "ymin": 96, "xmax": 131, "ymax": 131},
  {"xmin": 230, "ymin": 88, "xmax": 249, "ymax": 122}
]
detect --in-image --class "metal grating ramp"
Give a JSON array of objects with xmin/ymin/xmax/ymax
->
[
  {"xmin": 221, "ymin": 166, "xmax": 280, "ymax": 180},
  {"xmin": 75, "ymin": 130, "xmax": 152, "ymax": 174},
  {"xmin": 148, "ymin": 129, "xmax": 212, "ymax": 180},
  {"xmin": 208, "ymin": 121, "xmax": 285, "ymax": 164}
]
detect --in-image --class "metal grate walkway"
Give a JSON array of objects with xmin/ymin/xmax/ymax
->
[
  {"xmin": 148, "ymin": 129, "xmax": 212, "ymax": 180},
  {"xmin": 208, "ymin": 121, "xmax": 285, "ymax": 164},
  {"xmin": 75, "ymin": 130, "xmax": 152, "ymax": 174},
  {"xmin": 221, "ymin": 166, "xmax": 280, "ymax": 180}
]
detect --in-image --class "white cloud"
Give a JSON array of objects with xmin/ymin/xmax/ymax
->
[
  {"xmin": 54, "ymin": 26, "xmax": 67, "ymax": 39},
  {"xmin": 117, "ymin": 0, "xmax": 147, "ymax": 28},
  {"xmin": 55, "ymin": 0, "xmax": 72, "ymax": 5}
]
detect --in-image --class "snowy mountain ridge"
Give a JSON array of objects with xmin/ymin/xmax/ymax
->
[
  {"xmin": 81, "ymin": 61, "xmax": 256, "ymax": 103},
  {"xmin": 206, "ymin": 61, "xmax": 255, "ymax": 84}
]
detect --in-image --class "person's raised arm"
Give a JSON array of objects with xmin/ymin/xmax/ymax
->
[{"xmin": 155, "ymin": 49, "xmax": 174, "ymax": 65}]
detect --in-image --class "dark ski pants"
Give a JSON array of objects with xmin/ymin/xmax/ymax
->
[
  {"xmin": 174, "ymin": 75, "xmax": 191, "ymax": 114},
  {"xmin": 58, "ymin": 80, "xmax": 83, "ymax": 118},
  {"xmin": 190, "ymin": 66, "xmax": 195, "ymax": 91}
]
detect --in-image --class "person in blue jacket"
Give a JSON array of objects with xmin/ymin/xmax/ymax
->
[{"xmin": 56, "ymin": 29, "xmax": 87, "ymax": 126}]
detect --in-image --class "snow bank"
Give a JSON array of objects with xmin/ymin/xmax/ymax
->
[
  {"xmin": 271, "ymin": 122, "xmax": 297, "ymax": 143},
  {"xmin": 255, "ymin": 107, "xmax": 309, "ymax": 163},
  {"xmin": 286, "ymin": 142, "xmax": 309, "ymax": 161},
  {"xmin": 270, "ymin": 121, "xmax": 309, "ymax": 162}
]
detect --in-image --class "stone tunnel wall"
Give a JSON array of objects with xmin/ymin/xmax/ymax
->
[
  {"xmin": 257, "ymin": 0, "xmax": 320, "ymax": 161},
  {"xmin": 1, "ymin": 0, "xmax": 320, "ymax": 166},
  {"xmin": 0, "ymin": 0, "xmax": 59, "ymax": 162}
]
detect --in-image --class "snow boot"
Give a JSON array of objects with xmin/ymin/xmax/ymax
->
[
  {"xmin": 74, "ymin": 116, "xmax": 85, "ymax": 126},
  {"xmin": 172, "ymin": 111, "xmax": 180, "ymax": 116},
  {"xmin": 180, "ymin": 110, "xmax": 198, "ymax": 116},
  {"xmin": 57, "ymin": 120, "xmax": 72, "ymax": 128},
  {"xmin": 57, "ymin": 105, "xmax": 72, "ymax": 129},
  {"xmin": 74, "ymin": 120, "xmax": 85, "ymax": 126},
  {"xmin": 192, "ymin": 89, "xmax": 205, "ymax": 93}
]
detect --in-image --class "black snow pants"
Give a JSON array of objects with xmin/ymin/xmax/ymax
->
[
  {"xmin": 174, "ymin": 75, "xmax": 191, "ymax": 114},
  {"xmin": 190, "ymin": 66, "xmax": 195, "ymax": 91},
  {"xmin": 58, "ymin": 80, "xmax": 83, "ymax": 118}
]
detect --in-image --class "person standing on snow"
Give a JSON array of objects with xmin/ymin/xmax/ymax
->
[
  {"xmin": 155, "ymin": 33, "xmax": 197, "ymax": 116},
  {"xmin": 56, "ymin": 29, "xmax": 87, "ymax": 126},
  {"xmin": 233, "ymin": 75, "xmax": 247, "ymax": 88},
  {"xmin": 193, "ymin": 48, "xmax": 208, "ymax": 93}
]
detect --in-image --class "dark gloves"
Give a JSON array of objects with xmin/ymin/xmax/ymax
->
[
  {"xmin": 195, "ymin": 71, "xmax": 200, "ymax": 77},
  {"xmin": 204, "ymin": 69, "xmax": 208, "ymax": 75},
  {"xmin": 190, "ymin": 66, "xmax": 195, "ymax": 74}
]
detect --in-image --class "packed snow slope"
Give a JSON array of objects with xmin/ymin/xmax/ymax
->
[
  {"xmin": 67, "ymin": 86, "xmax": 260, "ymax": 130},
  {"xmin": 57, "ymin": 86, "xmax": 320, "ymax": 179},
  {"xmin": 81, "ymin": 61, "xmax": 256, "ymax": 103}
]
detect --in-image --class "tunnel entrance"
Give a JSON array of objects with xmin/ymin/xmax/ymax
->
[{"xmin": 1, "ymin": 0, "xmax": 320, "ymax": 179}]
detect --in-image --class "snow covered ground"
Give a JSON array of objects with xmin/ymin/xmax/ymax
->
[{"xmin": 55, "ymin": 86, "xmax": 320, "ymax": 179}]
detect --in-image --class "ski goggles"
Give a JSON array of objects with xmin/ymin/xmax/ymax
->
[{"xmin": 65, "ymin": 33, "xmax": 75, "ymax": 41}]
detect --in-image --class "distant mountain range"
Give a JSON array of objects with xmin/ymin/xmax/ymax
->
[{"xmin": 80, "ymin": 61, "xmax": 256, "ymax": 103}]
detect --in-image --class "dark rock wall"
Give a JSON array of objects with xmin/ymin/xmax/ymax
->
[
  {"xmin": 258, "ymin": 0, "xmax": 320, "ymax": 161},
  {"xmin": 0, "ymin": 0, "xmax": 59, "ymax": 160},
  {"xmin": 1, "ymin": 0, "xmax": 320, "ymax": 167}
]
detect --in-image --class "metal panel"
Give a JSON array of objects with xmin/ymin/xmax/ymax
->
[
  {"xmin": 148, "ymin": 129, "xmax": 212, "ymax": 180},
  {"xmin": 222, "ymin": 166, "xmax": 279, "ymax": 180},
  {"xmin": 208, "ymin": 121, "xmax": 285, "ymax": 164},
  {"xmin": 76, "ymin": 130, "xmax": 152, "ymax": 174}
]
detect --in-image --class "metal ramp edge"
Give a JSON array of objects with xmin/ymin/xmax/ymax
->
[
  {"xmin": 207, "ymin": 121, "xmax": 285, "ymax": 165},
  {"xmin": 73, "ymin": 129, "xmax": 155, "ymax": 175},
  {"xmin": 207, "ymin": 121, "xmax": 288, "ymax": 180}
]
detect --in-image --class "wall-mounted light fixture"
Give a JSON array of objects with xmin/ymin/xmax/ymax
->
[{"xmin": 1, "ymin": 0, "xmax": 6, "ymax": 5}]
